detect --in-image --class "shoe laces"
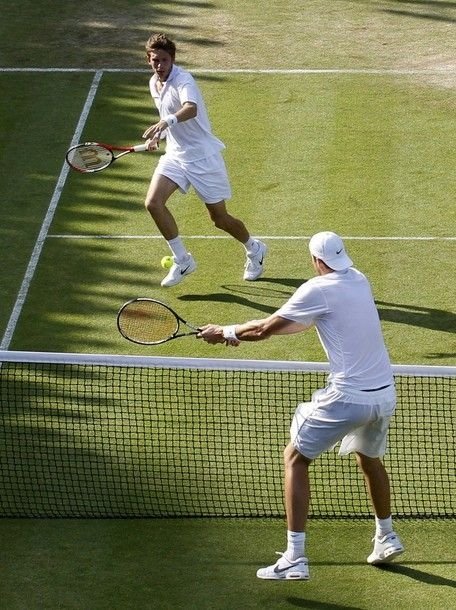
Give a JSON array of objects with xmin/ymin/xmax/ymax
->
[
  {"xmin": 372, "ymin": 532, "xmax": 397, "ymax": 543},
  {"xmin": 245, "ymin": 255, "xmax": 261, "ymax": 268},
  {"xmin": 275, "ymin": 551, "xmax": 306, "ymax": 565}
]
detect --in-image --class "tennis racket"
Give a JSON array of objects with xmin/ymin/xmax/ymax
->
[
  {"xmin": 117, "ymin": 298, "xmax": 200, "ymax": 345},
  {"xmin": 65, "ymin": 142, "xmax": 149, "ymax": 173}
]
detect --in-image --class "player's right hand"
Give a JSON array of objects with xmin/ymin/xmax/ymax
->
[{"xmin": 144, "ymin": 137, "xmax": 159, "ymax": 151}]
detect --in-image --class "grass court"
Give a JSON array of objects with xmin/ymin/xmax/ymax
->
[{"xmin": 0, "ymin": 1, "xmax": 455, "ymax": 608}]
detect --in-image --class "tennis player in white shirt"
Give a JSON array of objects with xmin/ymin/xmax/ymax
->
[
  {"xmin": 142, "ymin": 33, "xmax": 266, "ymax": 287},
  {"xmin": 198, "ymin": 231, "xmax": 404, "ymax": 580}
]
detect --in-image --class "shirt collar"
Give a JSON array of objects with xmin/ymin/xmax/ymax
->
[{"xmin": 152, "ymin": 64, "xmax": 178, "ymax": 93}]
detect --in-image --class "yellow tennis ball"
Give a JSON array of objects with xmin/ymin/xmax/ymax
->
[{"xmin": 161, "ymin": 255, "xmax": 174, "ymax": 269}]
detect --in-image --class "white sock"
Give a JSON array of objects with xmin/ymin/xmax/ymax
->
[
  {"xmin": 167, "ymin": 237, "xmax": 188, "ymax": 262},
  {"xmin": 286, "ymin": 530, "xmax": 306, "ymax": 560},
  {"xmin": 375, "ymin": 516, "xmax": 393, "ymax": 538},
  {"xmin": 244, "ymin": 238, "xmax": 259, "ymax": 255}
]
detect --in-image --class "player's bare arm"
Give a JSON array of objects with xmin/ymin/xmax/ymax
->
[
  {"xmin": 197, "ymin": 314, "xmax": 310, "ymax": 346},
  {"xmin": 143, "ymin": 101, "xmax": 197, "ymax": 142}
]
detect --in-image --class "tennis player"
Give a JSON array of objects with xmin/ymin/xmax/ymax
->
[
  {"xmin": 198, "ymin": 231, "xmax": 404, "ymax": 580},
  {"xmin": 142, "ymin": 33, "xmax": 267, "ymax": 287}
]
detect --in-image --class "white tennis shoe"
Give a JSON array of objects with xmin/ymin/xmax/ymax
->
[
  {"xmin": 256, "ymin": 552, "xmax": 309, "ymax": 580},
  {"xmin": 161, "ymin": 254, "xmax": 197, "ymax": 287},
  {"xmin": 367, "ymin": 532, "xmax": 404, "ymax": 565},
  {"xmin": 244, "ymin": 240, "xmax": 267, "ymax": 281}
]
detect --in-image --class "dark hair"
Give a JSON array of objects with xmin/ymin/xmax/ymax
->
[{"xmin": 145, "ymin": 33, "xmax": 176, "ymax": 59}]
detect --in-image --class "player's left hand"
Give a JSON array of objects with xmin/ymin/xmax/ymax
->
[{"xmin": 142, "ymin": 120, "xmax": 168, "ymax": 140}]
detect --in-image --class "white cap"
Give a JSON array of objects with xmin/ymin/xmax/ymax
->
[{"xmin": 309, "ymin": 231, "xmax": 353, "ymax": 271}]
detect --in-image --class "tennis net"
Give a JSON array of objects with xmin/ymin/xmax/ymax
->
[{"xmin": 0, "ymin": 351, "xmax": 454, "ymax": 519}]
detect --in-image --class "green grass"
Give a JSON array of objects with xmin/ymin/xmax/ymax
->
[
  {"xmin": 1, "ymin": 1, "xmax": 455, "ymax": 609},
  {"xmin": 1, "ymin": 519, "xmax": 455, "ymax": 610},
  {"xmin": 3, "ymin": 72, "xmax": 455, "ymax": 362}
]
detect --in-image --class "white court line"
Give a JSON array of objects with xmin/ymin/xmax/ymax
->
[
  {"xmin": 0, "ymin": 71, "xmax": 103, "ymax": 351},
  {"xmin": 47, "ymin": 234, "xmax": 456, "ymax": 241},
  {"xmin": 1, "ymin": 67, "xmax": 455, "ymax": 75}
]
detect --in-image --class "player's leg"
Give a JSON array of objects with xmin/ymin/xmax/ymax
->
[
  {"xmin": 256, "ymin": 442, "xmax": 310, "ymax": 580},
  {"xmin": 145, "ymin": 172, "xmax": 180, "ymax": 239},
  {"xmin": 189, "ymin": 152, "xmax": 267, "ymax": 280},
  {"xmin": 258, "ymin": 392, "xmax": 343, "ymax": 582},
  {"xmin": 355, "ymin": 452, "xmax": 391, "ymax": 519},
  {"xmin": 145, "ymin": 170, "xmax": 196, "ymax": 287},
  {"xmin": 356, "ymin": 452, "xmax": 404, "ymax": 564},
  {"xmin": 284, "ymin": 443, "xmax": 311, "ymax": 533},
  {"xmin": 339, "ymin": 387, "xmax": 404, "ymax": 564},
  {"xmin": 205, "ymin": 201, "xmax": 267, "ymax": 280},
  {"xmin": 205, "ymin": 200, "xmax": 250, "ymax": 242},
  {"xmin": 257, "ymin": 392, "xmax": 359, "ymax": 581}
]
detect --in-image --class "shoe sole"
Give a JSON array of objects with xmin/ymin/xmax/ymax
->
[
  {"xmin": 285, "ymin": 572, "xmax": 309, "ymax": 580},
  {"xmin": 161, "ymin": 264, "xmax": 197, "ymax": 287},
  {"xmin": 368, "ymin": 548, "xmax": 404, "ymax": 565},
  {"xmin": 244, "ymin": 272, "xmax": 264, "ymax": 281},
  {"xmin": 257, "ymin": 561, "xmax": 309, "ymax": 580},
  {"xmin": 257, "ymin": 573, "xmax": 309, "ymax": 580}
]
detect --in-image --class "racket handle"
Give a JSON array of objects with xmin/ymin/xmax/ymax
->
[{"xmin": 132, "ymin": 143, "xmax": 149, "ymax": 152}]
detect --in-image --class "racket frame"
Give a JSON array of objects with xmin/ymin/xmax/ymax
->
[
  {"xmin": 65, "ymin": 142, "xmax": 148, "ymax": 173},
  {"xmin": 116, "ymin": 297, "xmax": 200, "ymax": 345}
]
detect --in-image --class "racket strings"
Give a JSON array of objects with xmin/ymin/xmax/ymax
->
[
  {"xmin": 67, "ymin": 144, "xmax": 113, "ymax": 172},
  {"xmin": 118, "ymin": 301, "xmax": 178, "ymax": 344}
]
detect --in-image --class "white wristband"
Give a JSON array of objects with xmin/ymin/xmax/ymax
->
[
  {"xmin": 222, "ymin": 325, "xmax": 239, "ymax": 341},
  {"xmin": 164, "ymin": 114, "xmax": 178, "ymax": 127}
]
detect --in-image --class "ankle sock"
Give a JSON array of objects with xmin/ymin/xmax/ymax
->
[
  {"xmin": 286, "ymin": 530, "xmax": 306, "ymax": 560},
  {"xmin": 244, "ymin": 238, "xmax": 259, "ymax": 256},
  {"xmin": 167, "ymin": 237, "xmax": 188, "ymax": 262},
  {"xmin": 375, "ymin": 516, "xmax": 393, "ymax": 538}
]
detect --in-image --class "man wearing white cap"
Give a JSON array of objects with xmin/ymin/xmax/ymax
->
[{"xmin": 198, "ymin": 231, "xmax": 404, "ymax": 580}]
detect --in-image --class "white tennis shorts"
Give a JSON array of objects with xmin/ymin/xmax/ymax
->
[
  {"xmin": 290, "ymin": 384, "xmax": 396, "ymax": 460},
  {"xmin": 155, "ymin": 152, "xmax": 232, "ymax": 203}
]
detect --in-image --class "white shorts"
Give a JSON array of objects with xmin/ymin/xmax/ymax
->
[
  {"xmin": 290, "ymin": 384, "xmax": 396, "ymax": 460},
  {"xmin": 155, "ymin": 152, "xmax": 232, "ymax": 203}
]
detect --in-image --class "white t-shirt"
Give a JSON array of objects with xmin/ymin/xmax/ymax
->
[
  {"xmin": 149, "ymin": 65, "xmax": 225, "ymax": 162},
  {"xmin": 277, "ymin": 268, "xmax": 393, "ymax": 391}
]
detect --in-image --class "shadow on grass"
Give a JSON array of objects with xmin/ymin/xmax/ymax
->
[
  {"xmin": 286, "ymin": 599, "xmax": 364, "ymax": 610},
  {"xmin": 179, "ymin": 291, "xmax": 276, "ymax": 315},
  {"xmin": 179, "ymin": 278, "xmax": 307, "ymax": 313},
  {"xmin": 378, "ymin": 562, "xmax": 456, "ymax": 587},
  {"xmin": 425, "ymin": 352, "xmax": 456, "ymax": 359},
  {"xmin": 2, "ymin": 0, "xmax": 222, "ymax": 69},
  {"xmin": 382, "ymin": 7, "xmax": 456, "ymax": 24},
  {"xmin": 376, "ymin": 300, "xmax": 456, "ymax": 334}
]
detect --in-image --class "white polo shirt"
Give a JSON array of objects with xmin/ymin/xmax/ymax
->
[
  {"xmin": 149, "ymin": 65, "xmax": 225, "ymax": 162},
  {"xmin": 277, "ymin": 268, "xmax": 393, "ymax": 391}
]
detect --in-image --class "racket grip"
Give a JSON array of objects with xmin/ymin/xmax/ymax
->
[{"xmin": 132, "ymin": 143, "xmax": 149, "ymax": 152}]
